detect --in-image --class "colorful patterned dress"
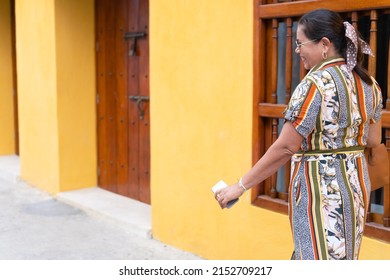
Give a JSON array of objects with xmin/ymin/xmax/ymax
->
[{"xmin": 284, "ymin": 57, "xmax": 382, "ymax": 260}]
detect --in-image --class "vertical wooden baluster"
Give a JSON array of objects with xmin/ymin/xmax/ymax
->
[
  {"xmin": 384, "ymin": 129, "xmax": 390, "ymax": 227},
  {"xmin": 284, "ymin": 17, "xmax": 293, "ymax": 201},
  {"xmin": 270, "ymin": 17, "xmax": 278, "ymax": 198},
  {"xmin": 285, "ymin": 18, "xmax": 292, "ymax": 104},
  {"xmin": 253, "ymin": 2, "xmax": 262, "ymax": 199},
  {"xmin": 387, "ymin": 38, "xmax": 390, "ymax": 110},
  {"xmin": 368, "ymin": 10, "xmax": 377, "ymax": 78},
  {"xmin": 351, "ymin": 11, "xmax": 358, "ymax": 30},
  {"xmin": 365, "ymin": 10, "xmax": 378, "ymax": 225},
  {"xmin": 271, "ymin": 20, "xmax": 278, "ymax": 105}
]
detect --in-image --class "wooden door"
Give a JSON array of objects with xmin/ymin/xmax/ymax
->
[{"xmin": 96, "ymin": 0, "xmax": 150, "ymax": 203}]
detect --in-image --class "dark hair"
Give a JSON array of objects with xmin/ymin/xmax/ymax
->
[{"xmin": 298, "ymin": 9, "xmax": 372, "ymax": 85}]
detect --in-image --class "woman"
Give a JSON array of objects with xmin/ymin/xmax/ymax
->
[{"xmin": 215, "ymin": 9, "xmax": 383, "ymax": 260}]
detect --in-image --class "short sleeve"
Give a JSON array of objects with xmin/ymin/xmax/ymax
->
[
  {"xmin": 284, "ymin": 78, "xmax": 322, "ymax": 138},
  {"xmin": 371, "ymin": 79, "xmax": 383, "ymax": 124}
]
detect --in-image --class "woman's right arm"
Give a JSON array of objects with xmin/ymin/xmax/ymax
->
[{"xmin": 215, "ymin": 121, "xmax": 303, "ymax": 209}]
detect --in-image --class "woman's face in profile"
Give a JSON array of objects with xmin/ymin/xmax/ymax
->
[{"xmin": 295, "ymin": 25, "xmax": 324, "ymax": 70}]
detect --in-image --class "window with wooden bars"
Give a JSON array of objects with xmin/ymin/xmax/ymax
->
[{"xmin": 252, "ymin": 0, "xmax": 390, "ymax": 242}]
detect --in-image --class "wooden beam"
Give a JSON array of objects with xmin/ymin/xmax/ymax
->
[
  {"xmin": 253, "ymin": 195, "xmax": 288, "ymax": 215},
  {"xmin": 257, "ymin": 0, "xmax": 390, "ymax": 19},
  {"xmin": 364, "ymin": 223, "xmax": 390, "ymax": 243},
  {"xmin": 258, "ymin": 103, "xmax": 286, "ymax": 118},
  {"xmin": 383, "ymin": 110, "xmax": 390, "ymax": 128}
]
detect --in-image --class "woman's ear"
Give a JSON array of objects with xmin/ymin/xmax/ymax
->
[{"xmin": 321, "ymin": 37, "xmax": 331, "ymax": 51}]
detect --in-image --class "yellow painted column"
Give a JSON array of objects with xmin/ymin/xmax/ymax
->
[
  {"xmin": 0, "ymin": 0, "xmax": 16, "ymax": 155},
  {"xmin": 15, "ymin": 0, "xmax": 59, "ymax": 193},
  {"xmin": 15, "ymin": 0, "xmax": 96, "ymax": 193},
  {"xmin": 54, "ymin": 0, "xmax": 97, "ymax": 191}
]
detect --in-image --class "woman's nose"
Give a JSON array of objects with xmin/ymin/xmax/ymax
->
[{"xmin": 295, "ymin": 46, "xmax": 300, "ymax": 54}]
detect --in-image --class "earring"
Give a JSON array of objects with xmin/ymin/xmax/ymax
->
[{"xmin": 322, "ymin": 51, "xmax": 328, "ymax": 60}]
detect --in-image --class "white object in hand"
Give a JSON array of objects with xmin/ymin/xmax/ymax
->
[{"xmin": 211, "ymin": 180, "xmax": 239, "ymax": 208}]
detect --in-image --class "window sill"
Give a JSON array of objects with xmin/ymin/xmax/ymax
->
[
  {"xmin": 254, "ymin": 195, "xmax": 390, "ymax": 244},
  {"xmin": 365, "ymin": 222, "xmax": 390, "ymax": 243}
]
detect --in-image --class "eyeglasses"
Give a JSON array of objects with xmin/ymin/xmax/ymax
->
[{"xmin": 295, "ymin": 39, "xmax": 317, "ymax": 49}]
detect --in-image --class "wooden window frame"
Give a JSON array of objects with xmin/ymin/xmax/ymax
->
[{"xmin": 252, "ymin": 0, "xmax": 390, "ymax": 243}]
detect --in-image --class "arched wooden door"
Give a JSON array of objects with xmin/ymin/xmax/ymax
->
[{"xmin": 96, "ymin": 0, "xmax": 150, "ymax": 204}]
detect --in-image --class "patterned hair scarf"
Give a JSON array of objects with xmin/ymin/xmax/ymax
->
[{"xmin": 344, "ymin": 21, "xmax": 374, "ymax": 72}]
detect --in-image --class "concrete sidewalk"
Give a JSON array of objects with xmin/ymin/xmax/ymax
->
[{"xmin": 0, "ymin": 156, "xmax": 202, "ymax": 260}]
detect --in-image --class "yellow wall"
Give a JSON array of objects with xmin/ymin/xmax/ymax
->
[
  {"xmin": 149, "ymin": 0, "xmax": 390, "ymax": 259},
  {"xmin": 16, "ymin": 0, "xmax": 59, "ymax": 192},
  {"xmin": 360, "ymin": 237, "xmax": 390, "ymax": 260},
  {"xmin": 55, "ymin": 0, "xmax": 96, "ymax": 191},
  {"xmin": 150, "ymin": 0, "xmax": 292, "ymax": 259},
  {"xmin": 10, "ymin": 0, "xmax": 390, "ymax": 260},
  {"xmin": 0, "ymin": 0, "xmax": 16, "ymax": 154},
  {"xmin": 15, "ymin": 0, "xmax": 96, "ymax": 193}
]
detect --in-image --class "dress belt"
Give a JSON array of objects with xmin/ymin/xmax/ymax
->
[
  {"xmin": 295, "ymin": 146, "xmax": 364, "ymax": 156},
  {"xmin": 293, "ymin": 146, "xmax": 365, "ymax": 162}
]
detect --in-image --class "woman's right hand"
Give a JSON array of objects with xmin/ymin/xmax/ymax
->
[{"xmin": 214, "ymin": 183, "xmax": 245, "ymax": 209}]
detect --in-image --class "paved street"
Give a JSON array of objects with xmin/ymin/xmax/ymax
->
[{"xmin": 0, "ymin": 160, "xmax": 202, "ymax": 260}]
